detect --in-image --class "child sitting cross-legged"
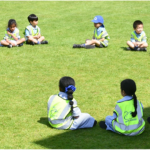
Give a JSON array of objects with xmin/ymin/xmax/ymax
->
[
  {"xmin": 127, "ymin": 20, "xmax": 148, "ymax": 51},
  {"xmin": 47, "ymin": 76, "xmax": 97, "ymax": 130},
  {"xmin": 100, "ymin": 79, "xmax": 145, "ymax": 136},
  {"xmin": 0, "ymin": 19, "xmax": 25, "ymax": 48},
  {"xmin": 24, "ymin": 14, "xmax": 48, "ymax": 45}
]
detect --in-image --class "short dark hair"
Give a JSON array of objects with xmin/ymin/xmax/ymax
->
[
  {"xmin": 28, "ymin": 14, "xmax": 38, "ymax": 22},
  {"xmin": 8, "ymin": 19, "xmax": 17, "ymax": 28},
  {"xmin": 121, "ymin": 79, "xmax": 137, "ymax": 117},
  {"xmin": 133, "ymin": 20, "xmax": 143, "ymax": 29}
]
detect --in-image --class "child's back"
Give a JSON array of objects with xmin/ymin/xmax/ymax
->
[
  {"xmin": 47, "ymin": 76, "xmax": 97, "ymax": 130},
  {"xmin": 100, "ymin": 79, "xmax": 145, "ymax": 136}
]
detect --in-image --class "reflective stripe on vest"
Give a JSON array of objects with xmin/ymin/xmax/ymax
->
[
  {"xmin": 131, "ymin": 31, "xmax": 145, "ymax": 42},
  {"xmin": 112, "ymin": 99, "xmax": 145, "ymax": 136},
  {"xmin": 47, "ymin": 95, "xmax": 76, "ymax": 129},
  {"xmin": 26, "ymin": 25, "xmax": 39, "ymax": 36},
  {"xmin": 94, "ymin": 28, "xmax": 109, "ymax": 46},
  {"xmin": 94, "ymin": 28, "xmax": 109, "ymax": 39}
]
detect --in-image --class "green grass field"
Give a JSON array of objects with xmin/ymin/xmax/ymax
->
[{"xmin": 0, "ymin": 1, "xmax": 150, "ymax": 149}]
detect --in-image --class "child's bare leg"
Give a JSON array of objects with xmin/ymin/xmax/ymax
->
[
  {"xmin": 85, "ymin": 39, "xmax": 99, "ymax": 46},
  {"xmin": 1, "ymin": 40, "xmax": 10, "ymax": 46},
  {"xmin": 37, "ymin": 36, "xmax": 45, "ymax": 43},
  {"xmin": 16, "ymin": 38, "xmax": 25, "ymax": 45},
  {"xmin": 127, "ymin": 41, "xmax": 134, "ymax": 49},
  {"xmin": 138, "ymin": 42, "xmax": 148, "ymax": 48},
  {"xmin": 28, "ymin": 36, "xmax": 38, "ymax": 44}
]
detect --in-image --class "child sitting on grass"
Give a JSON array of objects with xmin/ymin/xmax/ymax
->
[
  {"xmin": 126, "ymin": 20, "xmax": 148, "ymax": 51},
  {"xmin": 47, "ymin": 76, "xmax": 97, "ymax": 130},
  {"xmin": 0, "ymin": 19, "xmax": 25, "ymax": 48},
  {"xmin": 24, "ymin": 14, "xmax": 48, "ymax": 45},
  {"xmin": 73, "ymin": 15, "xmax": 110, "ymax": 49},
  {"xmin": 100, "ymin": 79, "xmax": 145, "ymax": 136}
]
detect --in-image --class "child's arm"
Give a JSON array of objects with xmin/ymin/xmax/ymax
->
[
  {"xmin": 72, "ymin": 100, "xmax": 81, "ymax": 119},
  {"xmin": 7, "ymin": 31, "xmax": 18, "ymax": 41},
  {"xmin": 33, "ymin": 33, "xmax": 41, "ymax": 39},
  {"xmin": 99, "ymin": 38, "xmax": 105, "ymax": 42},
  {"xmin": 72, "ymin": 107, "xmax": 81, "ymax": 118},
  {"xmin": 5, "ymin": 38, "xmax": 14, "ymax": 45}
]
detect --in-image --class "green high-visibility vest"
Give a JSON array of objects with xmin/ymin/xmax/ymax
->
[
  {"xmin": 94, "ymin": 28, "xmax": 109, "ymax": 46},
  {"xmin": 47, "ymin": 95, "xmax": 77, "ymax": 129},
  {"xmin": 5, "ymin": 30, "xmax": 18, "ymax": 40},
  {"xmin": 112, "ymin": 99, "xmax": 145, "ymax": 136},
  {"xmin": 24, "ymin": 25, "xmax": 40, "ymax": 36},
  {"xmin": 131, "ymin": 31, "xmax": 145, "ymax": 42}
]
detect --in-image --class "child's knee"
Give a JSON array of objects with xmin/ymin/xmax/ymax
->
[
  {"xmin": 126, "ymin": 41, "xmax": 130, "ymax": 45},
  {"xmin": 28, "ymin": 36, "xmax": 33, "ymax": 41},
  {"xmin": 22, "ymin": 38, "xmax": 25, "ymax": 42},
  {"xmin": 85, "ymin": 39, "xmax": 90, "ymax": 43},
  {"xmin": 41, "ymin": 36, "xmax": 45, "ymax": 40}
]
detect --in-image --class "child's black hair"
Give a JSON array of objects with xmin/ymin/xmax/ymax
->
[
  {"xmin": 8, "ymin": 19, "xmax": 17, "ymax": 28},
  {"xmin": 133, "ymin": 20, "xmax": 143, "ymax": 29},
  {"xmin": 59, "ymin": 76, "xmax": 75, "ymax": 113},
  {"xmin": 28, "ymin": 14, "xmax": 38, "ymax": 22},
  {"xmin": 121, "ymin": 79, "xmax": 137, "ymax": 117}
]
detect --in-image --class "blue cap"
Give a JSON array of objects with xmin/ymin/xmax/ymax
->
[{"xmin": 91, "ymin": 15, "xmax": 104, "ymax": 27}]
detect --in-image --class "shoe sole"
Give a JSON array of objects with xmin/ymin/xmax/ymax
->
[{"xmin": 85, "ymin": 45, "xmax": 95, "ymax": 49}]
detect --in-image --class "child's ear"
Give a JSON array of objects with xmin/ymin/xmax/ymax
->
[
  {"xmin": 122, "ymin": 90, "xmax": 126, "ymax": 96},
  {"xmin": 59, "ymin": 87, "xmax": 63, "ymax": 92}
]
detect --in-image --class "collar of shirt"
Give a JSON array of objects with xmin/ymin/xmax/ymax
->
[
  {"xmin": 97, "ymin": 26, "xmax": 105, "ymax": 31},
  {"xmin": 134, "ymin": 30, "xmax": 144, "ymax": 36},
  {"xmin": 30, "ymin": 24, "xmax": 37, "ymax": 29},
  {"xmin": 7, "ymin": 27, "xmax": 17, "ymax": 33},
  {"xmin": 117, "ymin": 95, "xmax": 133, "ymax": 103},
  {"xmin": 58, "ymin": 91, "xmax": 68, "ymax": 100},
  {"xmin": 95, "ymin": 26, "xmax": 105, "ymax": 35}
]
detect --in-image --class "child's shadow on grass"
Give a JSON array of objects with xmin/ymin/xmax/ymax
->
[
  {"xmin": 121, "ymin": 47, "xmax": 147, "ymax": 52},
  {"xmin": 35, "ymin": 107, "xmax": 150, "ymax": 149},
  {"xmin": 37, "ymin": 117, "xmax": 51, "ymax": 127},
  {"xmin": 121, "ymin": 47, "xmax": 135, "ymax": 52}
]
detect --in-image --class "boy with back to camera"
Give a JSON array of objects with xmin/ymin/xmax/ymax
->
[
  {"xmin": 24, "ymin": 14, "xmax": 48, "ymax": 45},
  {"xmin": 127, "ymin": 20, "xmax": 148, "ymax": 51},
  {"xmin": 73, "ymin": 15, "xmax": 110, "ymax": 49}
]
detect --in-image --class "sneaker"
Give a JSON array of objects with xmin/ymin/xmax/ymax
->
[
  {"xmin": 140, "ymin": 48, "xmax": 147, "ymax": 51},
  {"xmin": 8, "ymin": 44, "xmax": 12, "ymax": 48},
  {"xmin": 126, "ymin": 47, "xmax": 132, "ymax": 50},
  {"xmin": 137, "ymin": 48, "xmax": 147, "ymax": 51},
  {"xmin": 147, "ymin": 117, "xmax": 150, "ymax": 123},
  {"xmin": 85, "ymin": 45, "xmax": 95, "ymax": 49},
  {"xmin": 30, "ymin": 42, "xmax": 35, "ymax": 46},
  {"xmin": 99, "ymin": 121, "xmax": 107, "ymax": 129},
  {"xmin": 137, "ymin": 48, "xmax": 141, "ymax": 51},
  {"xmin": 41, "ymin": 41, "xmax": 48, "ymax": 44},
  {"xmin": 26, "ymin": 41, "xmax": 34, "ymax": 46},
  {"xmin": 93, "ymin": 120, "xmax": 97, "ymax": 127},
  {"xmin": 18, "ymin": 43, "xmax": 23, "ymax": 47},
  {"xmin": 73, "ymin": 44, "xmax": 83, "ymax": 48}
]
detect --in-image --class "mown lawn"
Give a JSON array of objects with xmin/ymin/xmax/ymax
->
[{"xmin": 0, "ymin": 1, "xmax": 150, "ymax": 149}]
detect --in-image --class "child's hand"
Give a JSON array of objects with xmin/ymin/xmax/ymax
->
[
  {"xmin": 73, "ymin": 116, "xmax": 79, "ymax": 119},
  {"xmin": 134, "ymin": 43, "xmax": 138, "ymax": 47},
  {"xmin": 37, "ymin": 35, "xmax": 40, "ymax": 39},
  {"xmin": 34, "ymin": 35, "xmax": 40, "ymax": 39},
  {"xmin": 7, "ymin": 31, "xmax": 12, "ymax": 36}
]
